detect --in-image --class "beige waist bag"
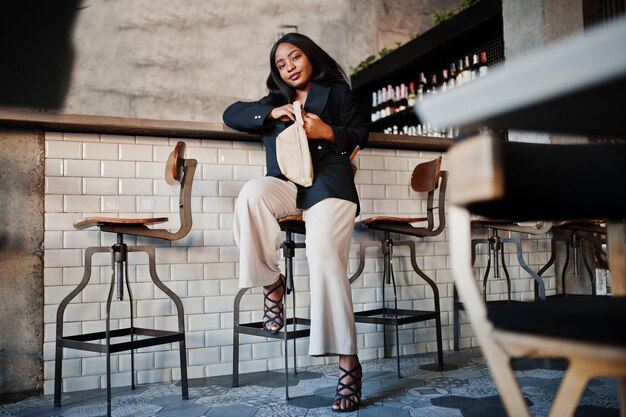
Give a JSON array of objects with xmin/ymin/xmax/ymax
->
[{"xmin": 276, "ymin": 100, "xmax": 313, "ymax": 187}]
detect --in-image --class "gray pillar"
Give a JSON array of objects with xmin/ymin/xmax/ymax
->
[
  {"xmin": 503, "ymin": 0, "xmax": 591, "ymax": 294},
  {"xmin": 503, "ymin": 0, "xmax": 584, "ymax": 144},
  {"xmin": 0, "ymin": 128, "xmax": 45, "ymax": 400}
]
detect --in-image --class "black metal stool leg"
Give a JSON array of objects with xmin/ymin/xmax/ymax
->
[
  {"xmin": 404, "ymin": 241, "xmax": 448, "ymax": 371},
  {"xmin": 579, "ymin": 236, "xmax": 596, "ymax": 295},
  {"xmin": 55, "ymin": 246, "xmax": 108, "ymax": 408},
  {"xmin": 106, "ymin": 244, "xmax": 119, "ymax": 417},
  {"xmin": 453, "ymin": 285, "xmax": 460, "ymax": 351},
  {"xmin": 537, "ymin": 235, "xmax": 558, "ymax": 298},
  {"xmin": 561, "ymin": 234, "xmax": 571, "ymax": 294},
  {"xmin": 54, "ymin": 343, "xmax": 63, "ymax": 407},
  {"xmin": 482, "ymin": 245, "xmax": 492, "ymax": 301},
  {"xmin": 381, "ymin": 238, "xmax": 389, "ymax": 358},
  {"xmin": 502, "ymin": 237, "xmax": 545, "ymax": 300},
  {"xmin": 232, "ymin": 287, "xmax": 246, "ymax": 388},
  {"xmin": 497, "ymin": 238, "xmax": 513, "ymax": 302},
  {"xmin": 121, "ymin": 249, "xmax": 136, "ymax": 390},
  {"xmin": 291, "ymin": 288, "xmax": 298, "ymax": 376},
  {"xmin": 386, "ymin": 240, "xmax": 402, "ymax": 378},
  {"xmin": 283, "ymin": 229, "xmax": 294, "ymax": 400},
  {"xmin": 141, "ymin": 246, "xmax": 188, "ymax": 400}
]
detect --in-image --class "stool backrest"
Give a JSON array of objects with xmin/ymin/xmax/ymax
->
[
  {"xmin": 101, "ymin": 141, "xmax": 198, "ymax": 241},
  {"xmin": 411, "ymin": 156, "xmax": 448, "ymax": 236},
  {"xmin": 161, "ymin": 141, "xmax": 197, "ymax": 240}
]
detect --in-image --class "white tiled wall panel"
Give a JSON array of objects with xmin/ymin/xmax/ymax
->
[{"xmin": 43, "ymin": 131, "xmax": 556, "ymax": 394}]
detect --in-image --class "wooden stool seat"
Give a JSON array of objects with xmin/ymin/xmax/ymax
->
[{"xmin": 73, "ymin": 216, "xmax": 169, "ymax": 230}]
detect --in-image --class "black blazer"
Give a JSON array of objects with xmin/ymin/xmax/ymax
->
[{"xmin": 223, "ymin": 81, "xmax": 368, "ymax": 215}]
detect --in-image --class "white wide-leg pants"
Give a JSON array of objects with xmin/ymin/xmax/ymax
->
[{"xmin": 233, "ymin": 177, "xmax": 358, "ymax": 356}]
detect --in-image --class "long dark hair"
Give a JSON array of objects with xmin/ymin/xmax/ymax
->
[{"xmin": 267, "ymin": 33, "xmax": 349, "ymax": 104}]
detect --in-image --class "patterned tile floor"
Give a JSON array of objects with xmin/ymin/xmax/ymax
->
[{"xmin": 0, "ymin": 347, "xmax": 620, "ymax": 416}]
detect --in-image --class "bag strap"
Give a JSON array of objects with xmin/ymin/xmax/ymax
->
[{"xmin": 293, "ymin": 101, "xmax": 304, "ymax": 126}]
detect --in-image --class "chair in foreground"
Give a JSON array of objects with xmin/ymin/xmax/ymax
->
[
  {"xmin": 351, "ymin": 157, "xmax": 448, "ymax": 376},
  {"xmin": 55, "ymin": 142, "xmax": 196, "ymax": 417},
  {"xmin": 447, "ymin": 134, "xmax": 626, "ymax": 417}
]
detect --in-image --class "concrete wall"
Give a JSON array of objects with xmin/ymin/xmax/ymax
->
[
  {"xmin": 0, "ymin": 128, "xmax": 45, "ymax": 400},
  {"xmin": 62, "ymin": 0, "xmax": 462, "ymax": 122},
  {"xmin": 502, "ymin": 0, "xmax": 590, "ymax": 292},
  {"xmin": 503, "ymin": 0, "xmax": 585, "ymax": 145}
]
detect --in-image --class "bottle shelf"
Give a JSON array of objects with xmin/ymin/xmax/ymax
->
[
  {"xmin": 352, "ymin": 0, "xmax": 503, "ymax": 91},
  {"xmin": 351, "ymin": 0, "xmax": 504, "ymax": 135}
]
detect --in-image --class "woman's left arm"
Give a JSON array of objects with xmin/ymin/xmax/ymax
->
[{"xmin": 303, "ymin": 84, "xmax": 368, "ymax": 154}]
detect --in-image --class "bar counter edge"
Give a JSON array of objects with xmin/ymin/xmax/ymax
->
[{"xmin": 0, "ymin": 109, "xmax": 452, "ymax": 152}]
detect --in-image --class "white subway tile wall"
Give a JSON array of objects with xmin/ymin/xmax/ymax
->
[{"xmin": 43, "ymin": 131, "xmax": 556, "ymax": 394}]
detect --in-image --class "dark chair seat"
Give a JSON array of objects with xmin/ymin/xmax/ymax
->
[
  {"xmin": 488, "ymin": 296, "xmax": 626, "ymax": 346},
  {"xmin": 356, "ymin": 217, "xmax": 430, "ymax": 237}
]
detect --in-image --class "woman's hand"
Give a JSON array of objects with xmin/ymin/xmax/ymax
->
[
  {"xmin": 269, "ymin": 104, "xmax": 295, "ymax": 122},
  {"xmin": 302, "ymin": 111, "xmax": 336, "ymax": 142}
]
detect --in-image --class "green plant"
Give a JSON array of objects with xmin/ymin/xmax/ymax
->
[
  {"xmin": 461, "ymin": 0, "xmax": 480, "ymax": 8},
  {"xmin": 434, "ymin": 0, "xmax": 481, "ymax": 25},
  {"xmin": 349, "ymin": 55, "xmax": 376, "ymax": 75},
  {"xmin": 434, "ymin": 7, "xmax": 455, "ymax": 25},
  {"xmin": 350, "ymin": 42, "xmax": 403, "ymax": 74}
]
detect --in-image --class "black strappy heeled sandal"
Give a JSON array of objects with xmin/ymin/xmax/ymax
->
[
  {"xmin": 332, "ymin": 361, "xmax": 362, "ymax": 413},
  {"xmin": 262, "ymin": 274, "xmax": 285, "ymax": 335}
]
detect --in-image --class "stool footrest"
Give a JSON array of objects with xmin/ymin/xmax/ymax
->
[
  {"xmin": 354, "ymin": 308, "xmax": 437, "ymax": 326},
  {"xmin": 234, "ymin": 317, "xmax": 311, "ymax": 340},
  {"xmin": 58, "ymin": 327, "xmax": 185, "ymax": 354}
]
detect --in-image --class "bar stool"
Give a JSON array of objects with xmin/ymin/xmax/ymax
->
[
  {"xmin": 232, "ymin": 215, "xmax": 311, "ymax": 400},
  {"xmin": 350, "ymin": 157, "xmax": 449, "ymax": 376},
  {"xmin": 54, "ymin": 141, "xmax": 196, "ymax": 417},
  {"xmin": 452, "ymin": 220, "xmax": 549, "ymax": 350},
  {"xmin": 538, "ymin": 220, "xmax": 608, "ymax": 296}
]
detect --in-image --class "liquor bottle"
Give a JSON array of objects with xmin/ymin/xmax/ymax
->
[
  {"xmin": 377, "ymin": 89, "xmax": 383, "ymax": 119},
  {"xmin": 456, "ymin": 59, "xmax": 464, "ymax": 87},
  {"xmin": 440, "ymin": 68, "xmax": 449, "ymax": 93},
  {"xmin": 448, "ymin": 62, "xmax": 457, "ymax": 90},
  {"xmin": 399, "ymin": 83, "xmax": 409, "ymax": 110},
  {"xmin": 395, "ymin": 85, "xmax": 402, "ymax": 112},
  {"xmin": 385, "ymin": 84, "xmax": 396, "ymax": 116},
  {"xmin": 428, "ymin": 73, "xmax": 437, "ymax": 95},
  {"xmin": 407, "ymin": 81, "xmax": 417, "ymax": 107},
  {"xmin": 417, "ymin": 72, "xmax": 427, "ymax": 101},
  {"xmin": 471, "ymin": 53, "xmax": 480, "ymax": 80},
  {"xmin": 462, "ymin": 55, "xmax": 472, "ymax": 84},
  {"xmin": 371, "ymin": 91, "xmax": 378, "ymax": 122},
  {"xmin": 479, "ymin": 51, "xmax": 488, "ymax": 77}
]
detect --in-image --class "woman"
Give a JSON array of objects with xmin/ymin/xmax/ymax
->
[{"xmin": 223, "ymin": 33, "xmax": 368, "ymax": 412}]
